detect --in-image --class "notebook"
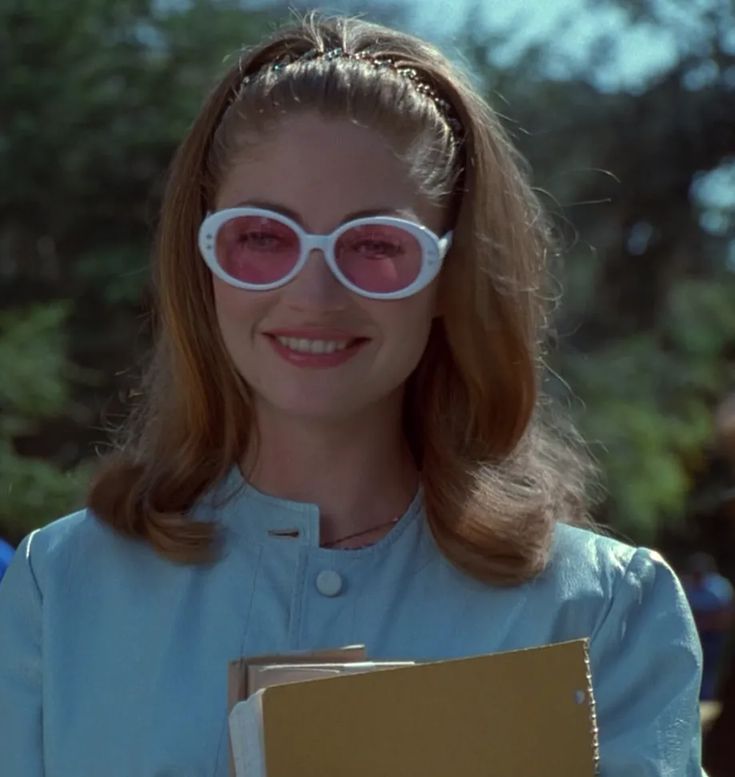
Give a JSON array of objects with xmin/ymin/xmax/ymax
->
[{"xmin": 228, "ymin": 639, "xmax": 598, "ymax": 777}]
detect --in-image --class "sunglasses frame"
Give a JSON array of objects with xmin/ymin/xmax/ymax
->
[{"xmin": 198, "ymin": 207, "xmax": 453, "ymax": 300}]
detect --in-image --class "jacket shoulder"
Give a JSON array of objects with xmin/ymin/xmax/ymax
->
[
  {"xmin": 543, "ymin": 521, "xmax": 671, "ymax": 604},
  {"xmin": 551, "ymin": 522, "xmax": 639, "ymax": 574},
  {"xmin": 22, "ymin": 509, "xmax": 156, "ymax": 592}
]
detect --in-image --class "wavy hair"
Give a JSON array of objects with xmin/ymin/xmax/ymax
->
[{"xmin": 88, "ymin": 12, "xmax": 596, "ymax": 584}]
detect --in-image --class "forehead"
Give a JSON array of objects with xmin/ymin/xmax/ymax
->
[{"xmin": 215, "ymin": 112, "xmax": 445, "ymax": 233}]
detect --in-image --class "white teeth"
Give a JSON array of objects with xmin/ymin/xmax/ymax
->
[{"xmin": 275, "ymin": 336, "xmax": 352, "ymax": 354}]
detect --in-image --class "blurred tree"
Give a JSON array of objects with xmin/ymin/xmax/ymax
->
[
  {"xmin": 0, "ymin": 304, "xmax": 89, "ymax": 543},
  {"xmin": 0, "ymin": 0, "xmax": 276, "ymax": 538},
  {"xmin": 454, "ymin": 0, "xmax": 735, "ymax": 542}
]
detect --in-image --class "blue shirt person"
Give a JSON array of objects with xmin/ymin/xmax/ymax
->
[
  {"xmin": 0, "ymin": 538, "xmax": 14, "ymax": 583},
  {"xmin": 0, "ymin": 12, "xmax": 705, "ymax": 776},
  {"xmin": 683, "ymin": 552, "xmax": 735, "ymax": 700}
]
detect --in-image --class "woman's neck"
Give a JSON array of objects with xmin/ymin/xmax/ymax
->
[{"xmin": 241, "ymin": 401, "xmax": 419, "ymax": 545}]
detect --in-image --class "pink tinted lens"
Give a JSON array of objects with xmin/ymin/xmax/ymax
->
[
  {"xmin": 335, "ymin": 224, "xmax": 422, "ymax": 293},
  {"xmin": 216, "ymin": 215, "xmax": 300, "ymax": 284}
]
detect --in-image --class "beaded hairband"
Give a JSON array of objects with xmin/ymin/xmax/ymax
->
[{"xmin": 239, "ymin": 47, "xmax": 463, "ymax": 141}]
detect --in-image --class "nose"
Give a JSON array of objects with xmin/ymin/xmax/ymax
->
[{"xmin": 283, "ymin": 248, "xmax": 347, "ymax": 311}]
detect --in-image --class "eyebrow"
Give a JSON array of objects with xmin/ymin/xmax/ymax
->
[{"xmin": 232, "ymin": 199, "xmax": 416, "ymax": 227}]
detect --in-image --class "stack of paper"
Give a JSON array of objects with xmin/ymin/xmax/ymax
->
[{"xmin": 228, "ymin": 639, "xmax": 598, "ymax": 777}]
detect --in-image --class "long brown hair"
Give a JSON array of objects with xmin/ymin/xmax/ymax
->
[{"xmin": 89, "ymin": 12, "xmax": 596, "ymax": 584}]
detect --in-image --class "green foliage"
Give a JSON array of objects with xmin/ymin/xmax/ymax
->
[
  {"xmin": 556, "ymin": 274, "xmax": 735, "ymax": 541},
  {"xmin": 666, "ymin": 279, "xmax": 735, "ymax": 363},
  {"xmin": 0, "ymin": 441, "xmax": 90, "ymax": 540},
  {"xmin": 469, "ymin": 4, "xmax": 735, "ymax": 543},
  {"xmin": 0, "ymin": 0, "xmax": 275, "ymax": 297},
  {"xmin": 0, "ymin": 306, "xmax": 89, "ymax": 539},
  {"xmin": 0, "ymin": 305, "xmax": 69, "ymax": 420},
  {"xmin": 0, "ymin": 0, "xmax": 277, "ymax": 539}
]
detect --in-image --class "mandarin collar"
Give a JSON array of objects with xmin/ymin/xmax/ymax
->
[{"xmin": 196, "ymin": 465, "xmax": 425, "ymax": 556}]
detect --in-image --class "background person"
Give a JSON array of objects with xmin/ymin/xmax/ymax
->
[
  {"xmin": 683, "ymin": 552, "xmax": 734, "ymax": 701},
  {"xmin": 0, "ymin": 538, "xmax": 14, "ymax": 584}
]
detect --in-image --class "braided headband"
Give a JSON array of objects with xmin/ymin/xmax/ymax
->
[{"xmin": 238, "ymin": 47, "xmax": 463, "ymax": 141}]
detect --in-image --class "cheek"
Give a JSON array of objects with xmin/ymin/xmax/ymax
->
[
  {"xmin": 211, "ymin": 279, "xmax": 268, "ymax": 349},
  {"xmin": 377, "ymin": 291, "xmax": 436, "ymax": 366},
  {"xmin": 213, "ymin": 276, "xmax": 243, "ymax": 310}
]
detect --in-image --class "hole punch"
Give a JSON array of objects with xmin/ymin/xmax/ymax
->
[{"xmin": 267, "ymin": 528, "xmax": 301, "ymax": 539}]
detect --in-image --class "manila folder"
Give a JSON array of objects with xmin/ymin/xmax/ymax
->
[{"xmin": 233, "ymin": 639, "xmax": 597, "ymax": 777}]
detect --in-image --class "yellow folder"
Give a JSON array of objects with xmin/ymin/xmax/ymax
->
[{"xmin": 229, "ymin": 639, "xmax": 598, "ymax": 777}]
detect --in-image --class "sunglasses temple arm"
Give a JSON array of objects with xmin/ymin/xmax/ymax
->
[{"xmin": 440, "ymin": 231, "xmax": 454, "ymax": 255}]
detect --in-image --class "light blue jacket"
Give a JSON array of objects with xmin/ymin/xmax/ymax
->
[{"xmin": 0, "ymin": 471, "xmax": 704, "ymax": 776}]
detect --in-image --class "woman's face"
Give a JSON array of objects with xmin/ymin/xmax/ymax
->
[{"xmin": 212, "ymin": 112, "xmax": 447, "ymax": 424}]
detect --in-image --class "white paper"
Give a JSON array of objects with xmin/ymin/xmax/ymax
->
[
  {"xmin": 229, "ymin": 692, "xmax": 266, "ymax": 777},
  {"xmin": 248, "ymin": 661, "xmax": 413, "ymax": 694}
]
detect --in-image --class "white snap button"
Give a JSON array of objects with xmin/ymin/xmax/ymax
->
[{"xmin": 316, "ymin": 570, "xmax": 343, "ymax": 597}]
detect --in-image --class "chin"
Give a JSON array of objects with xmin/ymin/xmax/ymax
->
[
  {"xmin": 258, "ymin": 389, "xmax": 367, "ymax": 422},
  {"xmin": 251, "ymin": 377, "xmax": 405, "ymax": 426}
]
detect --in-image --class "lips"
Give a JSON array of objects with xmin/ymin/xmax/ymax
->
[
  {"xmin": 263, "ymin": 329, "xmax": 369, "ymax": 368},
  {"xmin": 265, "ymin": 327, "xmax": 365, "ymax": 341}
]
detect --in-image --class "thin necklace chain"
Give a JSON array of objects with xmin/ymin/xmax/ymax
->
[{"xmin": 322, "ymin": 516, "xmax": 401, "ymax": 548}]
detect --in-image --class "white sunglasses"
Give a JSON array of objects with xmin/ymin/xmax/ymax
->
[{"xmin": 198, "ymin": 207, "xmax": 453, "ymax": 300}]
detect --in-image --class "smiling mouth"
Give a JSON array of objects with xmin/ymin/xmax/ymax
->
[{"xmin": 266, "ymin": 334, "xmax": 369, "ymax": 356}]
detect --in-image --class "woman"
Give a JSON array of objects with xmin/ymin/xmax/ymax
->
[{"xmin": 0, "ymin": 12, "xmax": 703, "ymax": 776}]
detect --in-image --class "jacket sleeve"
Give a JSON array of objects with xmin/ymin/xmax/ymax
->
[
  {"xmin": 589, "ymin": 546, "xmax": 704, "ymax": 776},
  {"xmin": 0, "ymin": 531, "xmax": 45, "ymax": 777}
]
